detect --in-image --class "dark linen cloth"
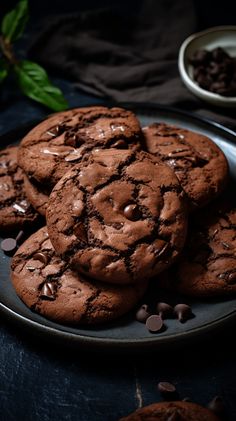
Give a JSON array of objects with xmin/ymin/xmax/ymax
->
[{"xmin": 29, "ymin": 0, "xmax": 236, "ymax": 129}]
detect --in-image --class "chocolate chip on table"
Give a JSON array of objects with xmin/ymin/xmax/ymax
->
[
  {"xmin": 173, "ymin": 304, "xmax": 193, "ymax": 323},
  {"xmin": 156, "ymin": 302, "xmax": 174, "ymax": 319},
  {"xmin": 1, "ymin": 238, "xmax": 17, "ymax": 255},
  {"xmin": 157, "ymin": 382, "xmax": 179, "ymax": 401},
  {"xmin": 136, "ymin": 304, "xmax": 151, "ymax": 323},
  {"xmin": 33, "ymin": 252, "xmax": 49, "ymax": 265},
  {"xmin": 207, "ymin": 396, "xmax": 226, "ymax": 417},
  {"xmin": 40, "ymin": 282, "xmax": 56, "ymax": 300},
  {"xmin": 145, "ymin": 315, "xmax": 163, "ymax": 332}
]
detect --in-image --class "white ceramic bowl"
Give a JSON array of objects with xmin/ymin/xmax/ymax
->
[{"xmin": 178, "ymin": 26, "xmax": 236, "ymax": 108}]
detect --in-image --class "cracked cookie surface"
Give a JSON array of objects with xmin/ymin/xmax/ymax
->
[
  {"xmin": 18, "ymin": 106, "xmax": 143, "ymax": 188},
  {"xmin": 46, "ymin": 148, "xmax": 188, "ymax": 285},
  {"xmin": 0, "ymin": 146, "xmax": 39, "ymax": 235},
  {"xmin": 119, "ymin": 401, "xmax": 220, "ymax": 420},
  {"xmin": 143, "ymin": 123, "xmax": 228, "ymax": 210},
  {"xmin": 11, "ymin": 227, "xmax": 148, "ymax": 325},
  {"xmin": 160, "ymin": 199, "xmax": 236, "ymax": 297}
]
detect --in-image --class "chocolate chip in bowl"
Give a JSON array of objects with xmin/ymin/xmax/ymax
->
[{"xmin": 178, "ymin": 26, "xmax": 236, "ymax": 107}]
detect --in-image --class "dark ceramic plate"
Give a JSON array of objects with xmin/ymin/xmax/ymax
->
[{"xmin": 1, "ymin": 104, "xmax": 236, "ymax": 351}]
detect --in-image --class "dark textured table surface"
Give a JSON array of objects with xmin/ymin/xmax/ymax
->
[{"xmin": 1, "ymin": 2, "xmax": 236, "ymax": 420}]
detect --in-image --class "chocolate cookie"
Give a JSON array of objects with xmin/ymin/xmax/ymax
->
[
  {"xmin": 24, "ymin": 175, "xmax": 49, "ymax": 216},
  {"xmin": 46, "ymin": 148, "xmax": 188, "ymax": 285},
  {"xmin": 11, "ymin": 227, "xmax": 148, "ymax": 325},
  {"xmin": 143, "ymin": 123, "xmax": 228, "ymax": 210},
  {"xmin": 119, "ymin": 401, "xmax": 220, "ymax": 420},
  {"xmin": 18, "ymin": 106, "xmax": 143, "ymax": 188},
  {"xmin": 0, "ymin": 146, "xmax": 39, "ymax": 235},
  {"xmin": 160, "ymin": 200, "xmax": 236, "ymax": 297}
]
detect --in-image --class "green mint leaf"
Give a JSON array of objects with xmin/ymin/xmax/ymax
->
[
  {"xmin": 14, "ymin": 60, "xmax": 68, "ymax": 111},
  {"xmin": 0, "ymin": 59, "xmax": 8, "ymax": 83},
  {"xmin": 1, "ymin": 0, "xmax": 28, "ymax": 43}
]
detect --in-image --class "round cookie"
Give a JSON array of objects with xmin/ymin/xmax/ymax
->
[
  {"xmin": 143, "ymin": 123, "xmax": 228, "ymax": 210},
  {"xmin": 46, "ymin": 148, "xmax": 188, "ymax": 285},
  {"xmin": 160, "ymin": 199, "xmax": 236, "ymax": 297},
  {"xmin": 119, "ymin": 401, "xmax": 220, "ymax": 420},
  {"xmin": 24, "ymin": 175, "xmax": 49, "ymax": 216},
  {"xmin": 18, "ymin": 106, "xmax": 143, "ymax": 188},
  {"xmin": 11, "ymin": 227, "xmax": 148, "ymax": 325},
  {"xmin": 0, "ymin": 146, "xmax": 39, "ymax": 235}
]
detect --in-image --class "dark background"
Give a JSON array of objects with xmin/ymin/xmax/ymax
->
[{"xmin": 1, "ymin": 1, "xmax": 236, "ymax": 420}]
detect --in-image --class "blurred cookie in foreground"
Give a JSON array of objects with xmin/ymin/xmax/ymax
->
[
  {"xmin": 11, "ymin": 227, "xmax": 148, "ymax": 325},
  {"xmin": 119, "ymin": 401, "xmax": 220, "ymax": 420},
  {"xmin": 159, "ymin": 199, "xmax": 236, "ymax": 297},
  {"xmin": 18, "ymin": 106, "xmax": 144, "ymax": 189},
  {"xmin": 143, "ymin": 123, "xmax": 228, "ymax": 211},
  {"xmin": 0, "ymin": 146, "xmax": 40, "ymax": 235}
]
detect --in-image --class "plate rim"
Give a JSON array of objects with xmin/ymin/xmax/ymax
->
[{"xmin": 1, "ymin": 102, "xmax": 236, "ymax": 351}]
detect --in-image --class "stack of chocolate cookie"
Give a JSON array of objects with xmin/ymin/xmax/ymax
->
[{"xmin": 0, "ymin": 105, "xmax": 234, "ymax": 326}]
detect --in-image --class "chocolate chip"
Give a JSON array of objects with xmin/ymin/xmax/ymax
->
[
  {"xmin": 64, "ymin": 133, "xmax": 78, "ymax": 147},
  {"xmin": 212, "ymin": 47, "xmax": 229, "ymax": 62},
  {"xmin": 157, "ymin": 381, "xmax": 179, "ymax": 401},
  {"xmin": 1, "ymin": 238, "xmax": 17, "ymax": 255},
  {"xmin": 33, "ymin": 252, "xmax": 49, "ymax": 265},
  {"xmin": 208, "ymin": 396, "xmax": 226, "ymax": 417},
  {"xmin": 46, "ymin": 125, "xmax": 63, "ymax": 137},
  {"xmin": 146, "ymin": 315, "xmax": 163, "ymax": 332},
  {"xmin": 156, "ymin": 302, "xmax": 174, "ymax": 319},
  {"xmin": 136, "ymin": 304, "xmax": 151, "ymax": 323},
  {"xmin": 228, "ymin": 272, "xmax": 236, "ymax": 284},
  {"xmin": 112, "ymin": 139, "xmax": 127, "ymax": 148},
  {"xmin": 190, "ymin": 49, "xmax": 210, "ymax": 65},
  {"xmin": 174, "ymin": 304, "xmax": 193, "ymax": 323},
  {"xmin": 124, "ymin": 204, "xmax": 141, "ymax": 221},
  {"xmin": 40, "ymin": 282, "xmax": 56, "ymax": 300}
]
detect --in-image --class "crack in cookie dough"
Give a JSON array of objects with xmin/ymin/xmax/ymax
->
[
  {"xmin": 11, "ymin": 227, "xmax": 148, "ymax": 325},
  {"xmin": 46, "ymin": 149, "xmax": 188, "ymax": 284},
  {"xmin": 143, "ymin": 123, "xmax": 228, "ymax": 210}
]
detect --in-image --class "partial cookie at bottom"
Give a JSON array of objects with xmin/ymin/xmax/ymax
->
[
  {"xmin": 119, "ymin": 401, "xmax": 220, "ymax": 421},
  {"xmin": 11, "ymin": 227, "xmax": 148, "ymax": 325}
]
